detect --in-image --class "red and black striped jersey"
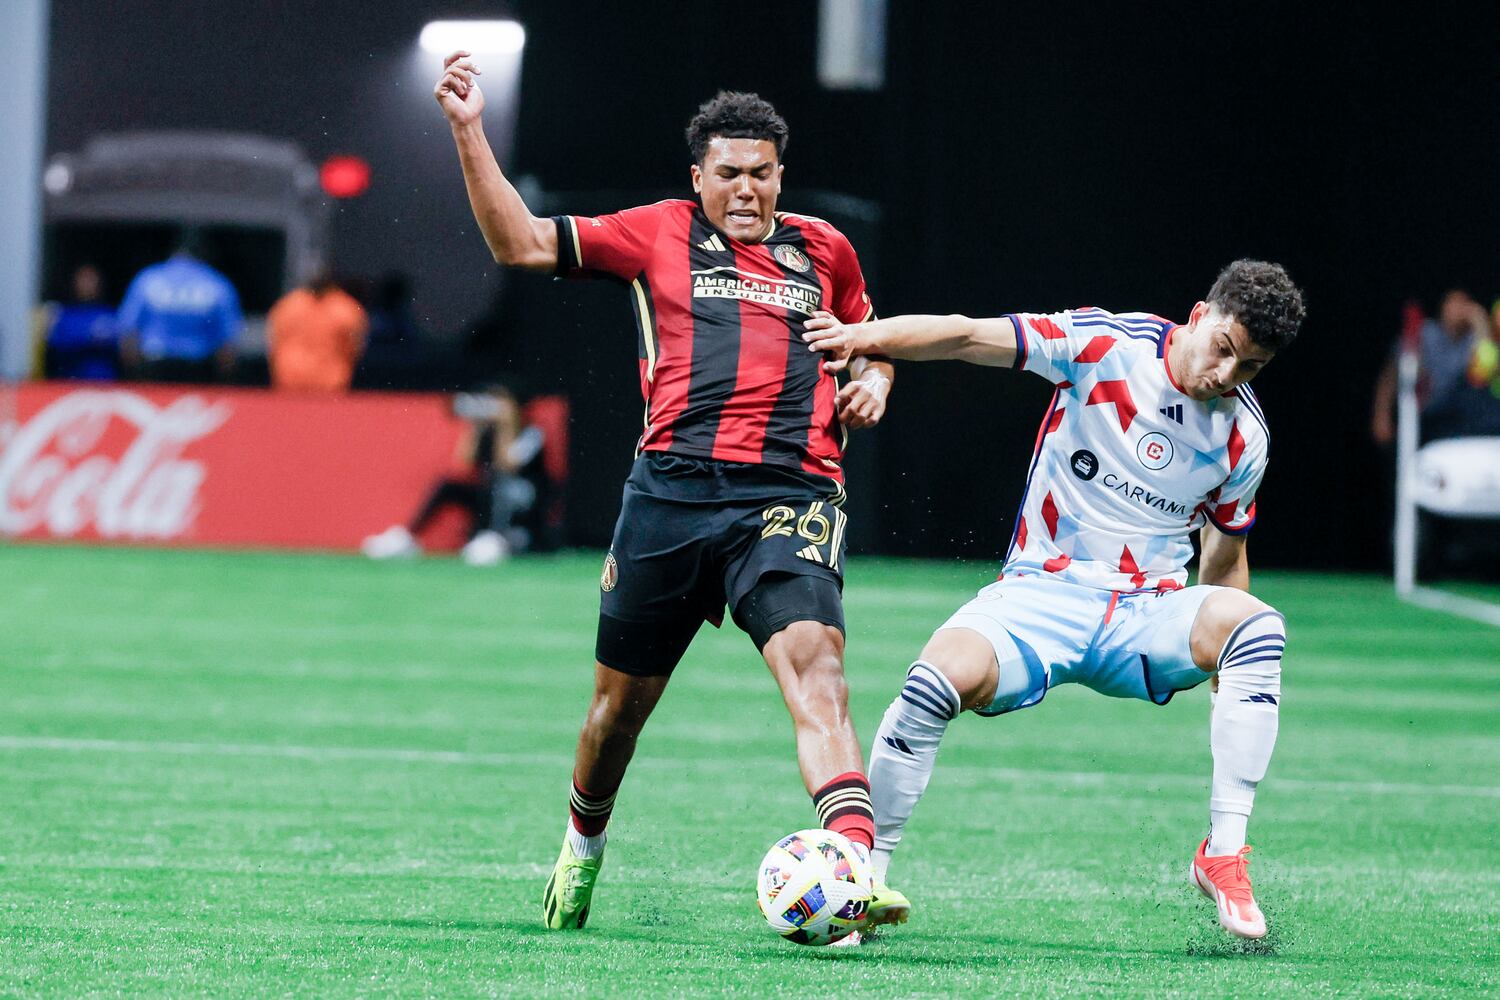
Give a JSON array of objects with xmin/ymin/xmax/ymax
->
[{"xmin": 553, "ymin": 199, "xmax": 874, "ymax": 482}]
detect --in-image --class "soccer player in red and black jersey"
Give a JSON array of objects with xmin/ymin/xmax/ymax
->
[{"xmin": 435, "ymin": 53, "xmax": 910, "ymax": 933}]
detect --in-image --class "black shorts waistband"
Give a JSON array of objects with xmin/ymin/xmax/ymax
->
[{"xmin": 629, "ymin": 451, "xmax": 844, "ymax": 506}]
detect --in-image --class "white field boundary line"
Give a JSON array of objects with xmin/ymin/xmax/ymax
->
[
  {"xmin": 0, "ymin": 735, "xmax": 560, "ymax": 769},
  {"xmin": 0, "ymin": 858, "xmax": 556, "ymax": 881},
  {"xmin": 1, "ymin": 735, "xmax": 1497, "ymax": 800},
  {"xmin": 1403, "ymin": 585, "xmax": 1500, "ymax": 629}
]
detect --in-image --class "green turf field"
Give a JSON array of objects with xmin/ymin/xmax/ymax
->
[{"xmin": 2, "ymin": 545, "xmax": 1497, "ymax": 997}]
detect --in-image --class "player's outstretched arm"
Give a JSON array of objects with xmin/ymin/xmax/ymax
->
[
  {"xmin": 803, "ymin": 312, "xmax": 1018, "ymax": 372},
  {"xmin": 435, "ymin": 51, "xmax": 557, "ymax": 272},
  {"xmin": 1198, "ymin": 528, "xmax": 1251, "ymax": 591}
]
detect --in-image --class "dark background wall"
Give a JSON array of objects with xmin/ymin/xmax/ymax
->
[{"xmin": 47, "ymin": 1, "xmax": 1500, "ymax": 570}]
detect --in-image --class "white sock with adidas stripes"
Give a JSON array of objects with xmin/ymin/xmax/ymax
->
[
  {"xmin": 1207, "ymin": 610, "xmax": 1285, "ymax": 857},
  {"xmin": 868, "ymin": 661, "xmax": 962, "ymax": 883}
]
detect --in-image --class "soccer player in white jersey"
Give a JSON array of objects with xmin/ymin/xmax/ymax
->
[{"xmin": 802, "ymin": 259, "xmax": 1305, "ymax": 941}]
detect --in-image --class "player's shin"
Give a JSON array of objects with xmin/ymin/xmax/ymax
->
[
  {"xmin": 1207, "ymin": 611, "xmax": 1285, "ymax": 856},
  {"xmin": 867, "ymin": 661, "xmax": 961, "ymax": 882}
]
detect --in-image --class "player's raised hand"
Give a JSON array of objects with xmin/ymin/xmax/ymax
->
[
  {"xmin": 836, "ymin": 373, "xmax": 889, "ymax": 430},
  {"xmin": 434, "ymin": 51, "xmax": 485, "ymax": 126},
  {"xmin": 803, "ymin": 311, "xmax": 859, "ymax": 373}
]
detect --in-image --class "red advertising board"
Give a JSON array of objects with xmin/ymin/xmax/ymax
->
[{"xmin": 0, "ymin": 382, "xmax": 466, "ymax": 550}]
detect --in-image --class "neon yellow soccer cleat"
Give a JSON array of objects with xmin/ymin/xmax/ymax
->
[
  {"xmin": 832, "ymin": 881, "xmax": 913, "ymax": 946},
  {"xmin": 865, "ymin": 880, "xmax": 912, "ymax": 928},
  {"xmin": 542, "ymin": 839, "xmax": 605, "ymax": 929}
]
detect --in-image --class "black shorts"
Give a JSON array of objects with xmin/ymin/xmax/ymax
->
[{"xmin": 596, "ymin": 452, "xmax": 850, "ymax": 675}]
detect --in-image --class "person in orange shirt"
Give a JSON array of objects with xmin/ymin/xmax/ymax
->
[{"xmin": 267, "ymin": 274, "xmax": 369, "ymax": 392}]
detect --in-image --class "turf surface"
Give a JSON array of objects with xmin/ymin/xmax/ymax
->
[{"xmin": 2, "ymin": 544, "xmax": 1498, "ymax": 997}]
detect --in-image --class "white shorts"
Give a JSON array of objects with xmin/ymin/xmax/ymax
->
[{"xmin": 939, "ymin": 575, "xmax": 1220, "ymax": 715}]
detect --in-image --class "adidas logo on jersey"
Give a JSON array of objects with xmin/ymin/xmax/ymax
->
[
  {"xmin": 696, "ymin": 234, "xmax": 728, "ymax": 252},
  {"xmin": 796, "ymin": 544, "xmax": 825, "ymax": 564},
  {"xmin": 1159, "ymin": 403, "xmax": 1184, "ymax": 424}
]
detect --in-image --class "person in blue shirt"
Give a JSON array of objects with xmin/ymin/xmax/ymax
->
[
  {"xmin": 44, "ymin": 264, "xmax": 120, "ymax": 381},
  {"xmin": 118, "ymin": 233, "xmax": 243, "ymax": 384}
]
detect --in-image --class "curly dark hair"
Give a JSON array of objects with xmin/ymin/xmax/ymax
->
[
  {"xmin": 685, "ymin": 91, "xmax": 789, "ymax": 164},
  {"xmin": 1206, "ymin": 259, "xmax": 1306, "ymax": 353}
]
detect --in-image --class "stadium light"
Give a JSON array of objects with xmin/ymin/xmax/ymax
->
[
  {"xmin": 419, "ymin": 20, "xmax": 526, "ymax": 56},
  {"xmin": 411, "ymin": 18, "xmax": 526, "ymax": 175},
  {"xmin": 818, "ymin": 0, "xmax": 885, "ymax": 90}
]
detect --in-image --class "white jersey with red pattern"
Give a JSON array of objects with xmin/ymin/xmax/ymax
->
[{"xmin": 1000, "ymin": 307, "xmax": 1269, "ymax": 592}]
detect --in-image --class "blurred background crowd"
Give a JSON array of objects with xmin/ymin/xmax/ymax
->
[{"xmin": 4, "ymin": 0, "xmax": 1499, "ymax": 583}]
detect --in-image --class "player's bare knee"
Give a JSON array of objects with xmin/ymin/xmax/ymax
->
[
  {"xmin": 584, "ymin": 692, "xmax": 638, "ymax": 736},
  {"xmin": 766, "ymin": 621, "xmax": 844, "ymax": 674},
  {"xmin": 764, "ymin": 623, "xmax": 847, "ymax": 722},
  {"xmin": 585, "ymin": 667, "xmax": 663, "ymax": 734},
  {"xmin": 1192, "ymin": 590, "xmax": 1276, "ymax": 672},
  {"xmin": 918, "ymin": 627, "xmax": 1000, "ymax": 711}
]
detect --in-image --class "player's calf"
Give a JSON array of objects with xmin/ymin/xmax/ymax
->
[
  {"xmin": 867, "ymin": 629, "xmax": 995, "ymax": 883},
  {"xmin": 545, "ymin": 663, "xmax": 671, "ymax": 930},
  {"xmin": 760, "ymin": 616, "xmax": 876, "ymax": 849},
  {"xmin": 1182, "ymin": 590, "xmax": 1278, "ymax": 935},
  {"xmin": 1189, "ymin": 596, "xmax": 1284, "ymax": 938},
  {"xmin": 1206, "ymin": 602, "xmax": 1284, "ymax": 855}
]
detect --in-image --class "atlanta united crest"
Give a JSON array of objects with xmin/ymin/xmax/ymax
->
[
  {"xmin": 600, "ymin": 552, "xmax": 619, "ymax": 592},
  {"xmin": 772, "ymin": 244, "xmax": 811, "ymax": 273}
]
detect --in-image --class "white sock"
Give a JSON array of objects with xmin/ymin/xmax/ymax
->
[
  {"xmin": 566, "ymin": 818, "xmax": 606, "ymax": 860},
  {"xmin": 1207, "ymin": 811, "xmax": 1249, "ymax": 856},
  {"xmin": 868, "ymin": 661, "xmax": 961, "ymax": 882},
  {"xmin": 1208, "ymin": 610, "xmax": 1284, "ymax": 856}
]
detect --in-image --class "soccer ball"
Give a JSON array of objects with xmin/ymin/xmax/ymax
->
[{"xmin": 756, "ymin": 828, "xmax": 873, "ymax": 946}]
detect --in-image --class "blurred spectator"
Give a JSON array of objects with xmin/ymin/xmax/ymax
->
[
  {"xmin": 43, "ymin": 264, "xmax": 120, "ymax": 381},
  {"xmin": 366, "ymin": 272, "xmax": 423, "ymax": 352},
  {"xmin": 1375, "ymin": 292, "xmax": 1500, "ymax": 579},
  {"xmin": 355, "ymin": 271, "xmax": 436, "ymax": 390},
  {"xmin": 361, "ymin": 386, "xmax": 542, "ymax": 566},
  {"xmin": 1466, "ymin": 299, "xmax": 1500, "ymax": 398},
  {"xmin": 267, "ymin": 273, "xmax": 368, "ymax": 392},
  {"xmin": 1371, "ymin": 290, "xmax": 1499, "ymax": 444},
  {"xmin": 118, "ymin": 232, "xmax": 243, "ymax": 384}
]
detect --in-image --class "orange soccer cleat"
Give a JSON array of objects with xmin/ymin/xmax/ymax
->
[{"xmin": 1191, "ymin": 838, "xmax": 1268, "ymax": 939}]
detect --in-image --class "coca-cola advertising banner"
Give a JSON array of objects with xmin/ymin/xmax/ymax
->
[{"xmin": 1, "ymin": 383, "xmax": 465, "ymax": 549}]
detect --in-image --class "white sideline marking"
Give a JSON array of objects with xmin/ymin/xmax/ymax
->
[
  {"xmin": 2, "ymin": 735, "xmax": 1498, "ymax": 800},
  {"xmin": 0, "ymin": 735, "xmax": 556, "ymax": 769},
  {"xmin": 5, "ymin": 857, "xmax": 552, "ymax": 881},
  {"xmin": 1402, "ymin": 585, "xmax": 1500, "ymax": 629}
]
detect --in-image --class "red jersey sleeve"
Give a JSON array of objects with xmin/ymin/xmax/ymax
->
[
  {"xmin": 552, "ymin": 201, "xmax": 673, "ymax": 281},
  {"xmin": 825, "ymin": 229, "xmax": 875, "ymax": 325}
]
